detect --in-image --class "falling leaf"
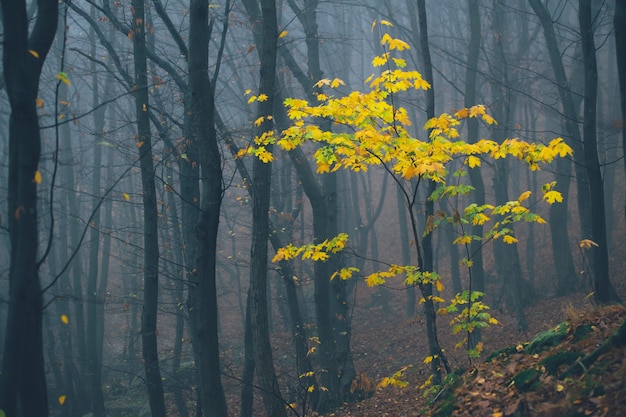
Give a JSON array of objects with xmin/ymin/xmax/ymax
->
[
  {"xmin": 579, "ymin": 239, "xmax": 599, "ymax": 249},
  {"xmin": 123, "ymin": 193, "xmax": 130, "ymax": 201},
  {"xmin": 61, "ymin": 314, "xmax": 69, "ymax": 325},
  {"xmin": 279, "ymin": 30, "xmax": 288, "ymax": 38},
  {"xmin": 36, "ymin": 98, "xmax": 45, "ymax": 108},
  {"xmin": 556, "ymin": 383, "xmax": 565, "ymax": 392},
  {"xmin": 55, "ymin": 72, "xmax": 71, "ymax": 86},
  {"xmin": 33, "ymin": 170, "xmax": 42, "ymax": 184},
  {"xmin": 136, "ymin": 141, "xmax": 144, "ymax": 148},
  {"xmin": 29, "ymin": 50, "xmax": 40, "ymax": 58},
  {"xmin": 58, "ymin": 395, "xmax": 66, "ymax": 405}
]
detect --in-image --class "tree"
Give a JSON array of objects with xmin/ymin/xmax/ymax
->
[
  {"xmin": 256, "ymin": 27, "xmax": 572, "ymax": 386},
  {"xmin": 130, "ymin": 0, "xmax": 168, "ymax": 415},
  {"xmin": 615, "ymin": 0, "xmax": 626, "ymax": 219},
  {"xmin": 579, "ymin": 0, "xmax": 620, "ymax": 304},
  {"xmin": 246, "ymin": 1, "xmax": 288, "ymax": 415},
  {"xmin": 0, "ymin": 0, "xmax": 58, "ymax": 415},
  {"xmin": 188, "ymin": 0, "xmax": 229, "ymax": 415}
]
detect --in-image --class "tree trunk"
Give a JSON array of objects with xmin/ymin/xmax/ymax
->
[
  {"xmin": 414, "ymin": 0, "xmax": 450, "ymax": 384},
  {"xmin": 0, "ymin": 0, "xmax": 57, "ymax": 415},
  {"xmin": 579, "ymin": 0, "xmax": 620, "ymax": 304},
  {"xmin": 247, "ymin": 0, "xmax": 287, "ymax": 416},
  {"xmin": 528, "ymin": 0, "xmax": 593, "ymax": 242},
  {"xmin": 131, "ymin": 1, "xmax": 167, "ymax": 416},
  {"xmin": 85, "ymin": 13, "xmax": 107, "ymax": 416},
  {"xmin": 188, "ymin": 0, "xmax": 229, "ymax": 415},
  {"xmin": 616, "ymin": 0, "xmax": 626, "ymax": 220},
  {"xmin": 465, "ymin": 0, "xmax": 486, "ymax": 295}
]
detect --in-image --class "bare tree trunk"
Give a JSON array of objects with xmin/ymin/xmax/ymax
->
[
  {"xmin": 528, "ymin": 0, "xmax": 593, "ymax": 242},
  {"xmin": 246, "ymin": 0, "xmax": 287, "ymax": 416},
  {"xmin": 131, "ymin": 1, "xmax": 167, "ymax": 415},
  {"xmin": 188, "ymin": 0, "xmax": 229, "ymax": 415},
  {"xmin": 0, "ymin": 0, "xmax": 57, "ymax": 415},
  {"xmin": 615, "ymin": 0, "xmax": 626, "ymax": 220},
  {"xmin": 579, "ymin": 0, "xmax": 620, "ymax": 304}
]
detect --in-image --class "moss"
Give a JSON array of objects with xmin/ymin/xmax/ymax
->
[
  {"xmin": 527, "ymin": 322, "xmax": 569, "ymax": 354},
  {"xmin": 539, "ymin": 351, "xmax": 582, "ymax": 375},
  {"xmin": 428, "ymin": 368, "xmax": 466, "ymax": 417},
  {"xmin": 572, "ymin": 324, "xmax": 593, "ymax": 342},
  {"xmin": 511, "ymin": 368, "xmax": 541, "ymax": 392},
  {"xmin": 485, "ymin": 346, "xmax": 517, "ymax": 362}
]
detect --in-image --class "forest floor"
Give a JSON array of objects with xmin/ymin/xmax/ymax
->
[{"xmin": 324, "ymin": 285, "xmax": 626, "ymax": 417}]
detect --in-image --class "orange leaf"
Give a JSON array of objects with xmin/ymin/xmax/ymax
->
[{"xmin": 33, "ymin": 170, "xmax": 42, "ymax": 184}]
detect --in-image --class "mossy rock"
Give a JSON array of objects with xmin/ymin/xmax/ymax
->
[
  {"xmin": 511, "ymin": 368, "xmax": 541, "ymax": 392},
  {"xmin": 527, "ymin": 322, "xmax": 569, "ymax": 354},
  {"xmin": 539, "ymin": 351, "xmax": 582, "ymax": 375},
  {"xmin": 485, "ymin": 345, "xmax": 518, "ymax": 362}
]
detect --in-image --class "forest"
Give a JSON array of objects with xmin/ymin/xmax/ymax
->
[{"xmin": 0, "ymin": 0, "xmax": 625, "ymax": 416}]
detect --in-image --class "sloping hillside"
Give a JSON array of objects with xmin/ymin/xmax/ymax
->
[{"xmin": 427, "ymin": 304, "xmax": 626, "ymax": 417}]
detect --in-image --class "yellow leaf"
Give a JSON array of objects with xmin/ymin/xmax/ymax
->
[
  {"xmin": 123, "ymin": 192, "xmax": 130, "ymax": 201},
  {"xmin": 423, "ymin": 355, "xmax": 433, "ymax": 364},
  {"xmin": 136, "ymin": 141, "xmax": 144, "ymax": 148},
  {"xmin": 380, "ymin": 19, "xmax": 393, "ymax": 27},
  {"xmin": 453, "ymin": 235, "xmax": 472, "ymax": 245},
  {"xmin": 36, "ymin": 97, "xmax": 45, "ymax": 108},
  {"xmin": 556, "ymin": 383, "xmax": 565, "ymax": 392},
  {"xmin": 579, "ymin": 239, "xmax": 599, "ymax": 249},
  {"xmin": 435, "ymin": 279, "xmax": 444, "ymax": 292},
  {"xmin": 61, "ymin": 314, "xmax": 69, "ymax": 325},
  {"xmin": 257, "ymin": 93, "xmax": 269, "ymax": 102},
  {"xmin": 517, "ymin": 190, "xmax": 532, "ymax": 202},
  {"xmin": 502, "ymin": 235, "xmax": 518, "ymax": 244},
  {"xmin": 465, "ymin": 155, "xmax": 481, "ymax": 168},
  {"xmin": 491, "ymin": 412, "xmax": 503, "ymax": 417},
  {"xmin": 29, "ymin": 49, "xmax": 40, "ymax": 58},
  {"xmin": 33, "ymin": 170, "xmax": 42, "ymax": 184},
  {"xmin": 330, "ymin": 78, "xmax": 345, "ymax": 88},
  {"xmin": 279, "ymin": 30, "xmax": 288, "ymax": 38},
  {"xmin": 307, "ymin": 385, "xmax": 315, "ymax": 392},
  {"xmin": 58, "ymin": 395, "xmax": 66, "ymax": 405},
  {"xmin": 543, "ymin": 190, "xmax": 563, "ymax": 204}
]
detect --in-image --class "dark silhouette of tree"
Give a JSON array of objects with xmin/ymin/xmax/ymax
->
[
  {"xmin": 0, "ymin": 0, "xmax": 58, "ymax": 415},
  {"xmin": 188, "ymin": 0, "xmax": 230, "ymax": 415},
  {"xmin": 247, "ymin": 2, "xmax": 288, "ymax": 415},
  {"xmin": 615, "ymin": 0, "xmax": 626, "ymax": 219},
  {"xmin": 130, "ymin": 0, "xmax": 168, "ymax": 415},
  {"xmin": 579, "ymin": 0, "xmax": 620, "ymax": 304}
]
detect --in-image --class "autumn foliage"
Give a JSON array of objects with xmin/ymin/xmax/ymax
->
[{"xmin": 241, "ymin": 27, "xmax": 572, "ymax": 384}]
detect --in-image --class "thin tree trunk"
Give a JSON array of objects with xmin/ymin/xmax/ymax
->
[
  {"xmin": 529, "ymin": 0, "xmax": 593, "ymax": 241},
  {"xmin": 415, "ymin": 0, "xmax": 450, "ymax": 385},
  {"xmin": 131, "ymin": 1, "xmax": 167, "ymax": 415},
  {"xmin": 247, "ymin": 0, "xmax": 287, "ymax": 415},
  {"xmin": 465, "ymin": 0, "xmax": 486, "ymax": 295},
  {"xmin": 616, "ymin": 0, "xmax": 626, "ymax": 220}
]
